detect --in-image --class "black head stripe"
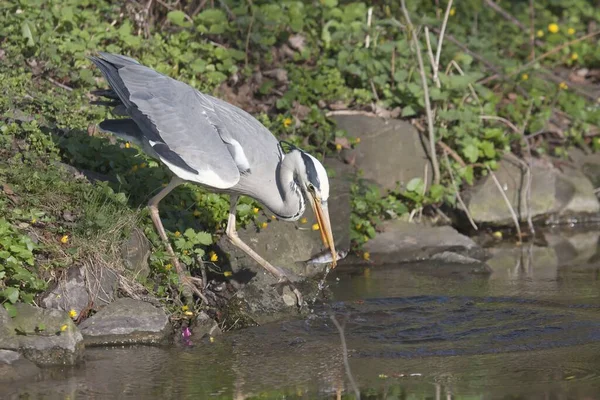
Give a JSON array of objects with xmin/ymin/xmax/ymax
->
[
  {"xmin": 279, "ymin": 140, "xmax": 298, "ymax": 154},
  {"xmin": 301, "ymin": 152, "xmax": 320, "ymax": 190}
]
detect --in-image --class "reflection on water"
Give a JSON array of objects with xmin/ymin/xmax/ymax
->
[{"xmin": 2, "ymin": 229, "xmax": 600, "ymax": 399}]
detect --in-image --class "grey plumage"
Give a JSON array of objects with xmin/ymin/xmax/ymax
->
[{"xmin": 88, "ymin": 52, "xmax": 338, "ymax": 305}]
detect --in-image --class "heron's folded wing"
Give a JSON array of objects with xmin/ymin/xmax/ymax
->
[{"xmin": 117, "ymin": 65, "xmax": 240, "ymax": 189}]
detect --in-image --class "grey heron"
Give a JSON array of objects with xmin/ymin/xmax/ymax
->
[{"xmin": 88, "ymin": 52, "xmax": 337, "ymax": 306}]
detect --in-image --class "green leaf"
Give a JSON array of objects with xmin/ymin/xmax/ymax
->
[
  {"xmin": 401, "ymin": 105, "xmax": 416, "ymax": 117},
  {"xmin": 322, "ymin": 0, "xmax": 338, "ymax": 7},
  {"xmin": 195, "ymin": 231, "xmax": 213, "ymax": 246},
  {"xmin": 463, "ymin": 144, "xmax": 479, "ymax": 163},
  {"xmin": 1, "ymin": 287, "xmax": 20, "ymax": 304},
  {"xmin": 479, "ymin": 140, "xmax": 496, "ymax": 158},
  {"xmin": 3, "ymin": 303, "xmax": 16, "ymax": 318},
  {"xmin": 167, "ymin": 10, "xmax": 192, "ymax": 28},
  {"xmin": 21, "ymin": 20, "xmax": 35, "ymax": 47},
  {"xmin": 429, "ymin": 184, "xmax": 445, "ymax": 202},
  {"xmin": 406, "ymin": 178, "xmax": 424, "ymax": 193}
]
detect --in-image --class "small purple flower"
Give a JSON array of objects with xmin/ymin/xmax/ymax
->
[{"xmin": 182, "ymin": 327, "xmax": 192, "ymax": 339}]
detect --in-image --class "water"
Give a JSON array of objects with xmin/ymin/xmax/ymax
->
[{"xmin": 3, "ymin": 229, "xmax": 600, "ymax": 399}]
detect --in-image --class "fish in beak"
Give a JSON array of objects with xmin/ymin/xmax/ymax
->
[{"xmin": 309, "ymin": 194, "xmax": 338, "ymax": 268}]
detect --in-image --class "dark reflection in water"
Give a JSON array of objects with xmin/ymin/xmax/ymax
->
[{"xmin": 2, "ymin": 232, "xmax": 600, "ymax": 399}]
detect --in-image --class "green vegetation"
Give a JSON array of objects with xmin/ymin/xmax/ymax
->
[{"xmin": 2, "ymin": 0, "xmax": 599, "ymax": 310}]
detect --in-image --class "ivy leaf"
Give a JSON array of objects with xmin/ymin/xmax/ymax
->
[
  {"xmin": 195, "ymin": 232, "xmax": 213, "ymax": 246},
  {"xmin": 167, "ymin": 11, "xmax": 192, "ymax": 28},
  {"xmin": 1, "ymin": 287, "xmax": 20, "ymax": 304},
  {"xmin": 463, "ymin": 144, "xmax": 479, "ymax": 163},
  {"xmin": 480, "ymin": 140, "xmax": 496, "ymax": 158},
  {"xmin": 3, "ymin": 303, "xmax": 16, "ymax": 318},
  {"xmin": 429, "ymin": 184, "xmax": 445, "ymax": 202},
  {"xmin": 406, "ymin": 178, "xmax": 424, "ymax": 193}
]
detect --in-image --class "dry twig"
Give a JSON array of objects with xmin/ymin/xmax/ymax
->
[
  {"xmin": 443, "ymin": 152, "xmax": 478, "ymax": 231},
  {"xmin": 330, "ymin": 313, "xmax": 360, "ymax": 400},
  {"xmin": 487, "ymin": 165, "xmax": 522, "ymax": 243},
  {"xmin": 401, "ymin": 0, "xmax": 440, "ymax": 185}
]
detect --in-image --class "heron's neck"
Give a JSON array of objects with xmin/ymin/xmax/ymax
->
[{"xmin": 269, "ymin": 151, "xmax": 306, "ymax": 221}]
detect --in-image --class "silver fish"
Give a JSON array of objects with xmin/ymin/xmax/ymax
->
[{"xmin": 304, "ymin": 248, "xmax": 349, "ymax": 266}]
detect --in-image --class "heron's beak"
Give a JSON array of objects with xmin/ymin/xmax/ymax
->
[{"xmin": 309, "ymin": 195, "xmax": 338, "ymax": 268}]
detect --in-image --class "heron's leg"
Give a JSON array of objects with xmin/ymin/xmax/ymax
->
[
  {"xmin": 225, "ymin": 195, "xmax": 303, "ymax": 307},
  {"xmin": 148, "ymin": 176, "xmax": 207, "ymax": 303}
]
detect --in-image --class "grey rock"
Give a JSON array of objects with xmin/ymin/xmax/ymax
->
[
  {"xmin": 122, "ymin": 228, "xmax": 152, "ymax": 281},
  {"xmin": 10, "ymin": 303, "xmax": 84, "ymax": 366},
  {"xmin": 462, "ymin": 157, "xmax": 600, "ymax": 226},
  {"xmin": 333, "ymin": 115, "xmax": 431, "ymax": 191},
  {"xmin": 79, "ymin": 298, "xmax": 172, "ymax": 346},
  {"xmin": 0, "ymin": 350, "xmax": 40, "ymax": 384},
  {"xmin": 40, "ymin": 265, "xmax": 118, "ymax": 315},
  {"xmin": 363, "ymin": 220, "xmax": 488, "ymax": 266},
  {"xmin": 0, "ymin": 307, "xmax": 18, "ymax": 350},
  {"xmin": 189, "ymin": 312, "xmax": 222, "ymax": 342}
]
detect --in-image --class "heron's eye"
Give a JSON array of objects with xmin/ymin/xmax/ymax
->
[{"xmin": 307, "ymin": 183, "xmax": 315, "ymax": 192}]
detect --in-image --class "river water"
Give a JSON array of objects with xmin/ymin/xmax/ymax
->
[{"xmin": 2, "ymin": 229, "xmax": 600, "ymax": 399}]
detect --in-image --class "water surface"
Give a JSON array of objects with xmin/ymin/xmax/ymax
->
[{"xmin": 2, "ymin": 230, "xmax": 600, "ymax": 399}]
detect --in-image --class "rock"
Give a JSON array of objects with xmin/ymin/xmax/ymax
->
[
  {"xmin": 189, "ymin": 312, "xmax": 222, "ymax": 342},
  {"xmin": 79, "ymin": 298, "xmax": 172, "ymax": 346},
  {"xmin": 461, "ymin": 157, "xmax": 600, "ymax": 227},
  {"xmin": 10, "ymin": 303, "xmax": 84, "ymax": 366},
  {"xmin": 332, "ymin": 115, "xmax": 431, "ymax": 191},
  {"xmin": 362, "ymin": 220, "xmax": 489, "ymax": 268},
  {"xmin": 0, "ymin": 350, "xmax": 40, "ymax": 384},
  {"xmin": 121, "ymin": 227, "xmax": 152, "ymax": 281},
  {"xmin": 40, "ymin": 265, "xmax": 118, "ymax": 315},
  {"xmin": 0, "ymin": 307, "xmax": 18, "ymax": 350}
]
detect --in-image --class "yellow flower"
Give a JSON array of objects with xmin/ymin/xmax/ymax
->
[
  {"xmin": 224, "ymin": 271, "xmax": 232, "ymax": 277},
  {"xmin": 125, "ymin": 142, "xmax": 131, "ymax": 149},
  {"xmin": 140, "ymin": 162, "xmax": 147, "ymax": 168},
  {"xmin": 548, "ymin": 23, "xmax": 559, "ymax": 34},
  {"xmin": 60, "ymin": 324, "xmax": 68, "ymax": 332},
  {"xmin": 68, "ymin": 309, "xmax": 77, "ymax": 319},
  {"xmin": 210, "ymin": 251, "xmax": 218, "ymax": 262},
  {"xmin": 60, "ymin": 235, "xmax": 69, "ymax": 244},
  {"xmin": 30, "ymin": 218, "xmax": 36, "ymax": 224},
  {"xmin": 521, "ymin": 73, "xmax": 529, "ymax": 81},
  {"xmin": 355, "ymin": 223, "xmax": 362, "ymax": 230},
  {"xmin": 193, "ymin": 210, "xmax": 201, "ymax": 217},
  {"xmin": 283, "ymin": 117, "xmax": 293, "ymax": 128},
  {"xmin": 183, "ymin": 250, "xmax": 189, "ymax": 255},
  {"xmin": 536, "ymin": 30, "xmax": 544, "ymax": 38},
  {"xmin": 271, "ymin": 215, "xmax": 276, "ymax": 220},
  {"xmin": 174, "ymin": 231, "xmax": 181, "ymax": 237},
  {"xmin": 559, "ymin": 81, "xmax": 568, "ymax": 90},
  {"xmin": 253, "ymin": 207, "xmax": 259, "ymax": 214},
  {"xmin": 131, "ymin": 165, "xmax": 139, "ymax": 172},
  {"xmin": 209, "ymin": 336, "xmax": 215, "ymax": 343},
  {"xmin": 355, "ymin": 137, "xmax": 361, "ymax": 144},
  {"xmin": 165, "ymin": 263, "xmax": 172, "ymax": 271},
  {"xmin": 571, "ymin": 53, "xmax": 578, "ymax": 61},
  {"xmin": 300, "ymin": 217, "xmax": 307, "ymax": 224},
  {"xmin": 567, "ymin": 27, "xmax": 575, "ymax": 35},
  {"xmin": 261, "ymin": 222, "xmax": 268, "ymax": 229},
  {"xmin": 184, "ymin": 311, "xmax": 193, "ymax": 316},
  {"xmin": 182, "ymin": 305, "xmax": 189, "ymax": 311},
  {"xmin": 335, "ymin": 143, "xmax": 342, "ymax": 151},
  {"xmin": 311, "ymin": 223, "xmax": 320, "ymax": 231},
  {"xmin": 449, "ymin": 8, "xmax": 455, "ymax": 16},
  {"xmin": 492, "ymin": 231, "xmax": 503, "ymax": 240},
  {"xmin": 363, "ymin": 252, "xmax": 370, "ymax": 261}
]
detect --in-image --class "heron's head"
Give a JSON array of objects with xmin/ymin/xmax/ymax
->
[{"xmin": 288, "ymin": 148, "xmax": 338, "ymax": 268}]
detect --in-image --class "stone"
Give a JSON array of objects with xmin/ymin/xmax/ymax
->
[
  {"xmin": 121, "ymin": 227, "xmax": 152, "ymax": 281},
  {"xmin": 10, "ymin": 303, "xmax": 84, "ymax": 366},
  {"xmin": 189, "ymin": 312, "xmax": 222, "ymax": 342},
  {"xmin": 461, "ymin": 157, "xmax": 600, "ymax": 226},
  {"xmin": 79, "ymin": 298, "xmax": 172, "ymax": 346},
  {"xmin": 0, "ymin": 307, "xmax": 18, "ymax": 350},
  {"xmin": 40, "ymin": 265, "xmax": 118, "ymax": 315},
  {"xmin": 0, "ymin": 350, "xmax": 40, "ymax": 384},
  {"xmin": 332, "ymin": 115, "xmax": 432, "ymax": 191},
  {"xmin": 363, "ymin": 220, "xmax": 488, "ymax": 267}
]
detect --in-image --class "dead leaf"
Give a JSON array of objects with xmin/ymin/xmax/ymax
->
[
  {"xmin": 263, "ymin": 68, "xmax": 288, "ymax": 84},
  {"xmin": 288, "ymin": 34, "xmax": 306, "ymax": 52},
  {"xmin": 328, "ymin": 101, "xmax": 348, "ymax": 110}
]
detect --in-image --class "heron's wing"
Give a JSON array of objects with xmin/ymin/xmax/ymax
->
[{"xmin": 91, "ymin": 53, "xmax": 240, "ymax": 189}]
